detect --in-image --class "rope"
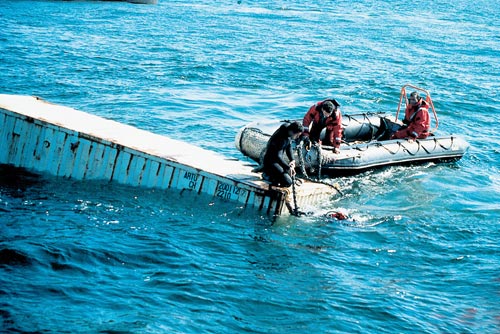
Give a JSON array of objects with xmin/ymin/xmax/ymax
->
[
  {"xmin": 374, "ymin": 141, "xmax": 401, "ymax": 155},
  {"xmin": 343, "ymin": 112, "xmax": 385, "ymax": 125},
  {"xmin": 400, "ymin": 141, "xmax": 421, "ymax": 156},
  {"xmin": 295, "ymin": 141, "xmax": 343, "ymax": 195},
  {"xmin": 353, "ymin": 144, "xmax": 371, "ymax": 152},
  {"xmin": 418, "ymin": 139, "xmax": 432, "ymax": 154},
  {"xmin": 317, "ymin": 143, "xmax": 323, "ymax": 179},
  {"xmin": 296, "ymin": 141, "xmax": 309, "ymax": 178},
  {"xmin": 436, "ymin": 136, "xmax": 454, "ymax": 150},
  {"xmin": 342, "ymin": 113, "xmax": 385, "ymax": 143},
  {"xmin": 291, "ymin": 174, "xmax": 303, "ymax": 216}
]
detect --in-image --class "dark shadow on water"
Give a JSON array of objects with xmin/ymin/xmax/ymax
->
[
  {"xmin": 0, "ymin": 164, "xmax": 43, "ymax": 198},
  {"xmin": 0, "ymin": 248, "xmax": 32, "ymax": 267}
]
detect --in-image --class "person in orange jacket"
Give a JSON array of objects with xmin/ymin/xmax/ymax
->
[
  {"xmin": 301, "ymin": 99, "xmax": 342, "ymax": 153},
  {"xmin": 391, "ymin": 91, "xmax": 430, "ymax": 140}
]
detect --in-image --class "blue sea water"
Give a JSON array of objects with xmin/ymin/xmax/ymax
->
[{"xmin": 1, "ymin": 0, "xmax": 499, "ymax": 333}]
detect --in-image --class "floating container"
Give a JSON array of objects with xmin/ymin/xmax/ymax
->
[{"xmin": 0, "ymin": 95, "xmax": 337, "ymax": 216}]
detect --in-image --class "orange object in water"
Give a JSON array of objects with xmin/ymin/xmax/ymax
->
[{"xmin": 326, "ymin": 211, "xmax": 348, "ymax": 220}]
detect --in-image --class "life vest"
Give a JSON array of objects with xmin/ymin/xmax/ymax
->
[
  {"xmin": 393, "ymin": 99, "xmax": 431, "ymax": 139},
  {"xmin": 302, "ymin": 100, "xmax": 343, "ymax": 147}
]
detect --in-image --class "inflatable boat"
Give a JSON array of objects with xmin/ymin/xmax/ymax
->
[{"xmin": 235, "ymin": 85, "xmax": 469, "ymax": 176}]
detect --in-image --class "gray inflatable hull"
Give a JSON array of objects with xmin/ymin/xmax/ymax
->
[{"xmin": 235, "ymin": 114, "xmax": 469, "ymax": 175}]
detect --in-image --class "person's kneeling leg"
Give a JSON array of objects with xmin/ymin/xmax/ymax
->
[{"xmin": 279, "ymin": 172, "xmax": 293, "ymax": 188}]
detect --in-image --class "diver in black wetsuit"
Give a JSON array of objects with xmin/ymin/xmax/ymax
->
[{"xmin": 261, "ymin": 121, "xmax": 303, "ymax": 187}]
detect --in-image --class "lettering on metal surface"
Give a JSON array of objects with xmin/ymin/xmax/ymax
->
[
  {"xmin": 215, "ymin": 181, "xmax": 246, "ymax": 201},
  {"xmin": 183, "ymin": 171, "xmax": 199, "ymax": 190}
]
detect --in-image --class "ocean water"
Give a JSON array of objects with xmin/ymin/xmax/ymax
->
[{"xmin": 1, "ymin": 0, "xmax": 499, "ymax": 333}]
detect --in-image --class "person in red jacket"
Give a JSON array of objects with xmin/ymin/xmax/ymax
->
[
  {"xmin": 391, "ymin": 91, "xmax": 431, "ymax": 140},
  {"xmin": 301, "ymin": 99, "xmax": 342, "ymax": 153}
]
